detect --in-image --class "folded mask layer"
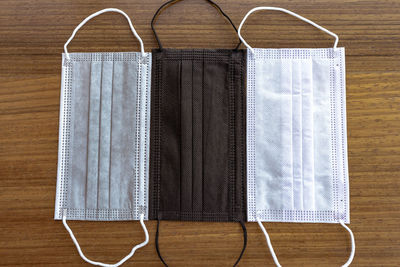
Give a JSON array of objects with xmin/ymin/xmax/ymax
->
[
  {"xmin": 247, "ymin": 48, "xmax": 349, "ymax": 223},
  {"xmin": 149, "ymin": 49, "xmax": 247, "ymax": 222},
  {"xmin": 55, "ymin": 52, "xmax": 151, "ymax": 221}
]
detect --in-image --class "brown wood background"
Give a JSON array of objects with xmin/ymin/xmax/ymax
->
[{"xmin": 0, "ymin": 0, "xmax": 399, "ymax": 266}]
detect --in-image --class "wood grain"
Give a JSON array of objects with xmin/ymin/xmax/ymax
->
[{"xmin": 0, "ymin": 0, "xmax": 399, "ymax": 266}]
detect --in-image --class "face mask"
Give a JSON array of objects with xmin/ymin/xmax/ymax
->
[
  {"xmin": 149, "ymin": 0, "xmax": 247, "ymax": 266},
  {"xmin": 55, "ymin": 8, "xmax": 151, "ymax": 266},
  {"xmin": 238, "ymin": 7, "xmax": 355, "ymax": 267}
]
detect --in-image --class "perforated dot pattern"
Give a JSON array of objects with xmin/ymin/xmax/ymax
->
[
  {"xmin": 247, "ymin": 48, "xmax": 350, "ymax": 223},
  {"xmin": 54, "ymin": 52, "xmax": 151, "ymax": 221}
]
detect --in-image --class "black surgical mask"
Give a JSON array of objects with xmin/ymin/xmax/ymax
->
[{"xmin": 149, "ymin": 0, "xmax": 247, "ymax": 266}]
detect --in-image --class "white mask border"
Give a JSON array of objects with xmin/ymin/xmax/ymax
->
[{"xmin": 239, "ymin": 6, "xmax": 354, "ymax": 266}]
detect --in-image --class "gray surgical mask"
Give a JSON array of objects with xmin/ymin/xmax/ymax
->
[{"xmin": 54, "ymin": 8, "xmax": 151, "ymax": 266}]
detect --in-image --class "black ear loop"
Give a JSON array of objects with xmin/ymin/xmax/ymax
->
[
  {"xmin": 156, "ymin": 218, "xmax": 247, "ymax": 267},
  {"xmin": 234, "ymin": 221, "xmax": 247, "ymax": 266},
  {"xmin": 151, "ymin": 0, "xmax": 242, "ymax": 51},
  {"xmin": 155, "ymin": 217, "xmax": 168, "ymax": 267}
]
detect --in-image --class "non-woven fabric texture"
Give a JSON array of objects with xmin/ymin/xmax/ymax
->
[
  {"xmin": 55, "ymin": 8, "xmax": 151, "ymax": 267},
  {"xmin": 246, "ymin": 47, "xmax": 349, "ymax": 223},
  {"xmin": 237, "ymin": 7, "xmax": 354, "ymax": 267},
  {"xmin": 149, "ymin": 48, "xmax": 247, "ymax": 222},
  {"xmin": 55, "ymin": 52, "xmax": 152, "ymax": 221}
]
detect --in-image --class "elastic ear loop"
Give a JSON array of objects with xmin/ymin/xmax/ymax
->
[
  {"xmin": 256, "ymin": 218, "xmax": 281, "ymax": 267},
  {"xmin": 155, "ymin": 218, "xmax": 168, "ymax": 267},
  {"xmin": 155, "ymin": 218, "xmax": 247, "ymax": 267},
  {"xmin": 256, "ymin": 218, "xmax": 355, "ymax": 267},
  {"xmin": 150, "ymin": 0, "xmax": 242, "ymax": 51},
  {"xmin": 339, "ymin": 219, "xmax": 356, "ymax": 267},
  {"xmin": 64, "ymin": 8, "xmax": 146, "ymax": 60},
  {"xmin": 62, "ymin": 209, "xmax": 149, "ymax": 267},
  {"xmin": 237, "ymin": 6, "xmax": 339, "ymax": 54}
]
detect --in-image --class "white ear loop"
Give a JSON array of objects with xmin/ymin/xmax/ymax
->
[
  {"xmin": 339, "ymin": 219, "xmax": 355, "ymax": 267},
  {"xmin": 256, "ymin": 218, "xmax": 282, "ymax": 267},
  {"xmin": 237, "ymin": 6, "xmax": 339, "ymax": 54},
  {"xmin": 62, "ymin": 209, "xmax": 149, "ymax": 267},
  {"xmin": 64, "ymin": 8, "xmax": 146, "ymax": 60},
  {"xmin": 256, "ymin": 218, "xmax": 355, "ymax": 267}
]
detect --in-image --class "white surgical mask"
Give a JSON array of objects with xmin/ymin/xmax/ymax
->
[
  {"xmin": 238, "ymin": 7, "xmax": 355, "ymax": 266},
  {"xmin": 54, "ymin": 8, "xmax": 151, "ymax": 266}
]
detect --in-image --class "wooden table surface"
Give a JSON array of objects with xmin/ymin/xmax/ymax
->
[{"xmin": 1, "ymin": 0, "xmax": 399, "ymax": 266}]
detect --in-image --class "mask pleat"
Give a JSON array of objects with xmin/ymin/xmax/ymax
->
[
  {"xmin": 86, "ymin": 61, "xmax": 101, "ymax": 210},
  {"xmin": 109, "ymin": 61, "xmax": 125, "ymax": 210},
  {"xmin": 278, "ymin": 60, "xmax": 294, "ymax": 211},
  {"xmin": 97, "ymin": 60, "xmax": 113, "ymax": 210},
  {"xmin": 191, "ymin": 60, "xmax": 203, "ymax": 213},
  {"xmin": 109, "ymin": 61, "xmax": 138, "ymax": 210},
  {"xmin": 301, "ymin": 59, "xmax": 315, "ymax": 211},
  {"xmin": 70, "ymin": 62, "xmax": 91, "ymax": 212},
  {"xmin": 291, "ymin": 59, "xmax": 303, "ymax": 211},
  {"xmin": 180, "ymin": 60, "xmax": 193, "ymax": 212},
  {"xmin": 159, "ymin": 59, "xmax": 181, "ymax": 216},
  {"xmin": 255, "ymin": 59, "xmax": 293, "ymax": 212},
  {"xmin": 202, "ymin": 60, "xmax": 230, "ymax": 214},
  {"xmin": 312, "ymin": 58, "xmax": 332, "ymax": 211}
]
